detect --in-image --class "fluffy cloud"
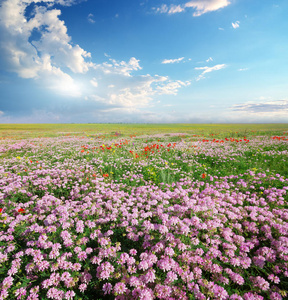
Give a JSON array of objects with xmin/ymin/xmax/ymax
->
[
  {"xmin": 0, "ymin": 0, "xmax": 91, "ymax": 92},
  {"xmin": 168, "ymin": 5, "xmax": 185, "ymax": 14},
  {"xmin": 0, "ymin": 0, "xmax": 190, "ymax": 109},
  {"xmin": 154, "ymin": 4, "xmax": 185, "ymax": 14},
  {"xmin": 93, "ymin": 57, "xmax": 142, "ymax": 77},
  {"xmin": 195, "ymin": 64, "xmax": 226, "ymax": 80},
  {"xmin": 185, "ymin": 0, "xmax": 231, "ymax": 16},
  {"xmin": 156, "ymin": 80, "xmax": 190, "ymax": 95},
  {"xmin": 232, "ymin": 21, "xmax": 240, "ymax": 29},
  {"xmin": 162, "ymin": 57, "xmax": 184, "ymax": 64},
  {"xmin": 154, "ymin": 0, "xmax": 230, "ymax": 16},
  {"xmin": 231, "ymin": 100, "xmax": 288, "ymax": 115},
  {"xmin": 87, "ymin": 73, "xmax": 191, "ymax": 108}
]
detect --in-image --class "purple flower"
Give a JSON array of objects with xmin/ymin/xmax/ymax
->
[
  {"xmin": 114, "ymin": 282, "xmax": 127, "ymax": 295},
  {"xmin": 15, "ymin": 287, "xmax": 27, "ymax": 300},
  {"xmin": 77, "ymin": 251, "xmax": 87, "ymax": 261},
  {"xmin": 155, "ymin": 284, "xmax": 172, "ymax": 299},
  {"xmin": 102, "ymin": 283, "xmax": 112, "ymax": 295},
  {"xmin": 129, "ymin": 249, "xmax": 137, "ymax": 256},
  {"xmin": 65, "ymin": 291, "xmax": 75, "ymax": 300},
  {"xmin": 79, "ymin": 283, "xmax": 87, "ymax": 293}
]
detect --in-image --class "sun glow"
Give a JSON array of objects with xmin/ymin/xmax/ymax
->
[{"xmin": 56, "ymin": 77, "xmax": 82, "ymax": 97}]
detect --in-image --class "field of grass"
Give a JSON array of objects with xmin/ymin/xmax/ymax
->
[
  {"xmin": 1, "ymin": 123, "xmax": 288, "ymax": 139},
  {"xmin": 0, "ymin": 124, "xmax": 288, "ymax": 300}
]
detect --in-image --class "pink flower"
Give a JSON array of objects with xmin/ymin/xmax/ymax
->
[
  {"xmin": 102, "ymin": 283, "xmax": 112, "ymax": 295},
  {"xmin": 165, "ymin": 271, "xmax": 177, "ymax": 284},
  {"xmin": 268, "ymin": 274, "xmax": 280, "ymax": 284},
  {"xmin": 164, "ymin": 247, "xmax": 175, "ymax": 256},
  {"xmin": 230, "ymin": 272, "xmax": 245, "ymax": 285},
  {"xmin": 270, "ymin": 292, "xmax": 283, "ymax": 300},
  {"xmin": 65, "ymin": 291, "xmax": 75, "ymax": 300},
  {"xmin": 157, "ymin": 258, "xmax": 172, "ymax": 271},
  {"xmin": 144, "ymin": 269, "xmax": 156, "ymax": 283},
  {"xmin": 129, "ymin": 276, "xmax": 141, "ymax": 287},
  {"xmin": 129, "ymin": 249, "xmax": 137, "ymax": 256},
  {"xmin": 15, "ymin": 287, "xmax": 27, "ymax": 300},
  {"xmin": 114, "ymin": 282, "xmax": 127, "ymax": 295},
  {"xmin": 155, "ymin": 284, "xmax": 172, "ymax": 299},
  {"xmin": 77, "ymin": 251, "xmax": 87, "ymax": 261},
  {"xmin": 138, "ymin": 260, "xmax": 149, "ymax": 271},
  {"xmin": 139, "ymin": 288, "xmax": 154, "ymax": 300},
  {"xmin": 79, "ymin": 283, "xmax": 87, "ymax": 293}
]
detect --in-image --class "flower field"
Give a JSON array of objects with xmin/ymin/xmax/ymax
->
[{"xmin": 0, "ymin": 125, "xmax": 288, "ymax": 300}]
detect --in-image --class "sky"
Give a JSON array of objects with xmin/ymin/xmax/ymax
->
[{"xmin": 0, "ymin": 0, "xmax": 287, "ymax": 123}]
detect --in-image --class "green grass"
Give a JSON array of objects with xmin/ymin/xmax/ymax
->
[{"xmin": 0, "ymin": 123, "xmax": 288, "ymax": 139}]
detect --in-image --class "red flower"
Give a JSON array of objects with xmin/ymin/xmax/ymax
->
[
  {"xmin": 103, "ymin": 173, "xmax": 109, "ymax": 178},
  {"xmin": 18, "ymin": 208, "xmax": 25, "ymax": 213},
  {"xmin": 0, "ymin": 208, "xmax": 2, "ymax": 213},
  {"xmin": 201, "ymin": 173, "xmax": 206, "ymax": 179}
]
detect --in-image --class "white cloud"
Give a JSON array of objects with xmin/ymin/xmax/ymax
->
[
  {"xmin": 87, "ymin": 73, "xmax": 191, "ymax": 108},
  {"xmin": 238, "ymin": 68, "xmax": 248, "ymax": 71},
  {"xmin": 156, "ymin": 80, "xmax": 190, "ymax": 95},
  {"xmin": 93, "ymin": 57, "xmax": 142, "ymax": 77},
  {"xmin": 87, "ymin": 13, "xmax": 95, "ymax": 23},
  {"xmin": 232, "ymin": 21, "xmax": 240, "ymax": 29},
  {"xmin": 195, "ymin": 64, "xmax": 226, "ymax": 80},
  {"xmin": 154, "ymin": 4, "xmax": 169, "ymax": 13},
  {"xmin": 88, "ymin": 75, "xmax": 155, "ymax": 108},
  {"xmin": 0, "ymin": 0, "xmax": 190, "ymax": 109},
  {"xmin": 55, "ymin": 0, "xmax": 86, "ymax": 6},
  {"xmin": 185, "ymin": 0, "xmax": 230, "ymax": 16},
  {"xmin": 155, "ymin": 0, "xmax": 231, "ymax": 16},
  {"xmin": 90, "ymin": 78, "xmax": 98, "ymax": 87},
  {"xmin": 206, "ymin": 57, "xmax": 213, "ymax": 62},
  {"xmin": 162, "ymin": 57, "xmax": 184, "ymax": 64},
  {"xmin": 167, "ymin": 5, "xmax": 185, "ymax": 14},
  {"xmin": 0, "ymin": 0, "xmax": 91, "ymax": 82},
  {"xmin": 231, "ymin": 100, "xmax": 288, "ymax": 116},
  {"xmin": 39, "ymin": 54, "xmax": 82, "ymax": 97}
]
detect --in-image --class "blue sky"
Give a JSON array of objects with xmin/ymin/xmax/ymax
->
[{"xmin": 0, "ymin": 0, "xmax": 287, "ymax": 123}]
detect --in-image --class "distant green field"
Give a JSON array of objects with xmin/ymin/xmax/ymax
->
[{"xmin": 0, "ymin": 123, "xmax": 288, "ymax": 139}]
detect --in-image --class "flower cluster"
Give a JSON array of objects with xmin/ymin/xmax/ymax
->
[{"xmin": 0, "ymin": 132, "xmax": 287, "ymax": 299}]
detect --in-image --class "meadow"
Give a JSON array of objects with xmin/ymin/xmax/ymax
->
[{"xmin": 0, "ymin": 124, "xmax": 288, "ymax": 300}]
